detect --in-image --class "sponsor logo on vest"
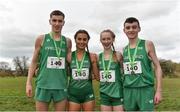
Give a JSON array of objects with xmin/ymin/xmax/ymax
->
[
  {"xmin": 148, "ymin": 99, "xmax": 153, "ymax": 104},
  {"xmin": 124, "ymin": 55, "xmax": 144, "ymax": 60},
  {"xmin": 47, "ymin": 39, "xmax": 50, "ymax": 42},
  {"xmin": 89, "ymin": 94, "xmax": 94, "ymax": 98}
]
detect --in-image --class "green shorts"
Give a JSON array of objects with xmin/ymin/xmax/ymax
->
[
  {"xmin": 68, "ymin": 87, "xmax": 95, "ymax": 104},
  {"xmin": 100, "ymin": 92, "xmax": 123, "ymax": 106},
  {"xmin": 123, "ymin": 86, "xmax": 154, "ymax": 111},
  {"xmin": 35, "ymin": 87, "xmax": 67, "ymax": 103}
]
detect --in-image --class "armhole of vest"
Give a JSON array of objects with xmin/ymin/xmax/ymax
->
[
  {"xmin": 144, "ymin": 40, "xmax": 152, "ymax": 61},
  {"xmin": 63, "ymin": 35, "xmax": 68, "ymax": 50},
  {"xmin": 72, "ymin": 51, "xmax": 75, "ymax": 59},
  {"xmin": 41, "ymin": 34, "xmax": 46, "ymax": 47},
  {"xmin": 115, "ymin": 52, "xmax": 121, "ymax": 63},
  {"xmin": 122, "ymin": 46, "xmax": 128, "ymax": 56},
  {"xmin": 98, "ymin": 53, "xmax": 102, "ymax": 62}
]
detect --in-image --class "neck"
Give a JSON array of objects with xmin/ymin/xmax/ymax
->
[
  {"xmin": 76, "ymin": 49, "xmax": 85, "ymax": 61},
  {"xmin": 129, "ymin": 37, "xmax": 139, "ymax": 48},
  {"xmin": 103, "ymin": 49, "xmax": 112, "ymax": 60},
  {"xmin": 51, "ymin": 31, "xmax": 61, "ymax": 40},
  {"xmin": 104, "ymin": 49, "xmax": 112, "ymax": 55},
  {"xmin": 77, "ymin": 49, "xmax": 85, "ymax": 54}
]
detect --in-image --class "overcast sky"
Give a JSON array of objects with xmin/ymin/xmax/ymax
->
[{"xmin": 0, "ymin": 0, "xmax": 180, "ymax": 66}]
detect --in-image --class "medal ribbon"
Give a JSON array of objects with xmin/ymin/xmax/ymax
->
[
  {"xmin": 75, "ymin": 51, "xmax": 86, "ymax": 76},
  {"xmin": 50, "ymin": 32, "xmax": 63, "ymax": 59},
  {"xmin": 128, "ymin": 39, "xmax": 141, "ymax": 67},
  {"xmin": 102, "ymin": 51, "xmax": 113, "ymax": 79}
]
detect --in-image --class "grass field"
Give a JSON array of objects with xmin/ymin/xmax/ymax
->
[{"xmin": 0, "ymin": 77, "xmax": 180, "ymax": 111}]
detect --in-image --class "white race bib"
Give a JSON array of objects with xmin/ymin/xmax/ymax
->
[
  {"xmin": 100, "ymin": 70, "xmax": 115, "ymax": 82},
  {"xmin": 72, "ymin": 68, "xmax": 89, "ymax": 80},
  {"xmin": 47, "ymin": 57, "xmax": 65, "ymax": 69},
  {"xmin": 123, "ymin": 61, "xmax": 142, "ymax": 74}
]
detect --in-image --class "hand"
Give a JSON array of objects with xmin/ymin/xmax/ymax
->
[
  {"xmin": 154, "ymin": 91, "xmax": 162, "ymax": 105},
  {"xmin": 26, "ymin": 84, "xmax": 33, "ymax": 98}
]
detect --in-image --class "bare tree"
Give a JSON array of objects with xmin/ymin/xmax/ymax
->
[
  {"xmin": 13, "ymin": 56, "xmax": 29, "ymax": 76},
  {"xmin": 0, "ymin": 61, "xmax": 11, "ymax": 71}
]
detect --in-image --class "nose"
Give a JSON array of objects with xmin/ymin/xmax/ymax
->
[
  {"xmin": 104, "ymin": 39, "xmax": 108, "ymax": 43},
  {"xmin": 55, "ymin": 21, "xmax": 59, "ymax": 25},
  {"xmin": 128, "ymin": 27, "xmax": 134, "ymax": 31}
]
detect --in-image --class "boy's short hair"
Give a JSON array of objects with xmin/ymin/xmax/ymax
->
[
  {"xmin": 50, "ymin": 10, "xmax": 65, "ymax": 19},
  {"xmin": 124, "ymin": 17, "xmax": 140, "ymax": 28}
]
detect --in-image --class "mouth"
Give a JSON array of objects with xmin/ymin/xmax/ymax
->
[{"xmin": 103, "ymin": 44, "xmax": 111, "ymax": 48}]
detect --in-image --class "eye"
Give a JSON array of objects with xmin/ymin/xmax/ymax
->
[
  {"xmin": 52, "ymin": 19, "xmax": 57, "ymax": 22},
  {"xmin": 58, "ymin": 20, "xmax": 63, "ymax": 23},
  {"xmin": 125, "ymin": 26, "xmax": 130, "ymax": 30},
  {"xmin": 132, "ymin": 25, "xmax": 137, "ymax": 29},
  {"xmin": 77, "ymin": 38, "xmax": 82, "ymax": 41},
  {"xmin": 83, "ymin": 38, "xmax": 88, "ymax": 41}
]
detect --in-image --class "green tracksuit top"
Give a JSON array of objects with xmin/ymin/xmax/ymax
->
[
  {"xmin": 68, "ymin": 51, "xmax": 93, "ymax": 94},
  {"xmin": 123, "ymin": 39, "xmax": 154, "ymax": 87},
  {"xmin": 36, "ymin": 33, "xmax": 67, "ymax": 89},
  {"xmin": 98, "ymin": 52, "xmax": 123, "ymax": 98}
]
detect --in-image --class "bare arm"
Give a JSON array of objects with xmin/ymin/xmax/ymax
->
[
  {"xmin": 115, "ymin": 51, "xmax": 123, "ymax": 73},
  {"xmin": 90, "ymin": 53, "xmax": 99, "ymax": 81},
  {"xmin": 66, "ymin": 37, "xmax": 72, "ymax": 63},
  {"xmin": 146, "ymin": 40, "xmax": 162, "ymax": 104},
  {"xmin": 26, "ymin": 35, "xmax": 43, "ymax": 97}
]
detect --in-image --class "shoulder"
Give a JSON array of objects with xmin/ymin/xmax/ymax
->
[
  {"xmin": 145, "ymin": 40, "xmax": 154, "ymax": 46},
  {"xmin": 89, "ymin": 52, "xmax": 98, "ymax": 59},
  {"xmin": 35, "ymin": 34, "xmax": 45, "ymax": 47},
  {"xmin": 145, "ymin": 40, "xmax": 155, "ymax": 52},
  {"xmin": 65, "ymin": 36, "xmax": 72, "ymax": 47},
  {"xmin": 114, "ymin": 51, "xmax": 123, "ymax": 62},
  {"xmin": 89, "ymin": 52, "xmax": 98, "ymax": 63},
  {"xmin": 64, "ymin": 36, "xmax": 71, "ymax": 42}
]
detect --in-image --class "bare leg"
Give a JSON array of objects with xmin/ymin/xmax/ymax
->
[
  {"xmin": 113, "ymin": 105, "xmax": 124, "ymax": 111},
  {"xmin": 101, "ymin": 105, "xmax": 112, "ymax": 111},
  {"xmin": 36, "ymin": 101, "xmax": 49, "ymax": 111},
  {"xmin": 82, "ymin": 100, "xmax": 95, "ymax": 111},
  {"xmin": 68, "ymin": 101, "xmax": 81, "ymax": 111},
  {"xmin": 54, "ymin": 99, "xmax": 67, "ymax": 111}
]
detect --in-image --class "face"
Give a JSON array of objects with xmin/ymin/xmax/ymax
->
[
  {"xmin": 123, "ymin": 22, "xmax": 140, "ymax": 39},
  {"xmin": 100, "ymin": 32, "xmax": 114, "ymax": 50},
  {"xmin": 75, "ymin": 33, "xmax": 89, "ymax": 50},
  {"xmin": 49, "ymin": 15, "xmax": 65, "ymax": 33}
]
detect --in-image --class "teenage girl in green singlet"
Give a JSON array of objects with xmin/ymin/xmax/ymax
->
[
  {"xmin": 98, "ymin": 29, "xmax": 124, "ymax": 111},
  {"xmin": 67, "ymin": 30, "xmax": 99, "ymax": 111}
]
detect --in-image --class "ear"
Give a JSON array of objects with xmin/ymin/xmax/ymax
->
[
  {"xmin": 113, "ymin": 37, "xmax": 115, "ymax": 42},
  {"xmin": 123, "ymin": 28, "xmax": 125, "ymax": 33},
  {"xmin": 49, "ymin": 19, "xmax": 51, "ymax": 25},
  {"xmin": 62, "ymin": 20, "xmax": 65, "ymax": 26},
  {"xmin": 139, "ymin": 27, "xmax": 141, "ymax": 32},
  {"xmin": 100, "ymin": 37, "xmax": 102, "ymax": 43}
]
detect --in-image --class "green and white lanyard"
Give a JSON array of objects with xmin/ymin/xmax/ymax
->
[
  {"xmin": 75, "ymin": 51, "xmax": 86, "ymax": 76},
  {"xmin": 128, "ymin": 39, "xmax": 141, "ymax": 74},
  {"xmin": 50, "ymin": 32, "xmax": 63, "ymax": 59},
  {"xmin": 102, "ymin": 51, "xmax": 113, "ymax": 79}
]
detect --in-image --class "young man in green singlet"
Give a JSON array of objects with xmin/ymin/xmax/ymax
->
[
  {"xmin": 122, "ymin": 17, "xmax": 162, "ymax": 111},
  {"xmin": 26, "ymin": 10, "xmax": 72, "ymax": 111}
]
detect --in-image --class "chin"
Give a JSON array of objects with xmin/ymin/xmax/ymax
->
[
  {"xmin": 104, "ymin": 46, "xmax": 111, "ymax": 50},
  {"xmin": 128, "ymin": 36, "xmax": 136, "ymax": 39},
  {"xmin": 78, "ymin": 47, "xmax": 86, "ymax": 50}
]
